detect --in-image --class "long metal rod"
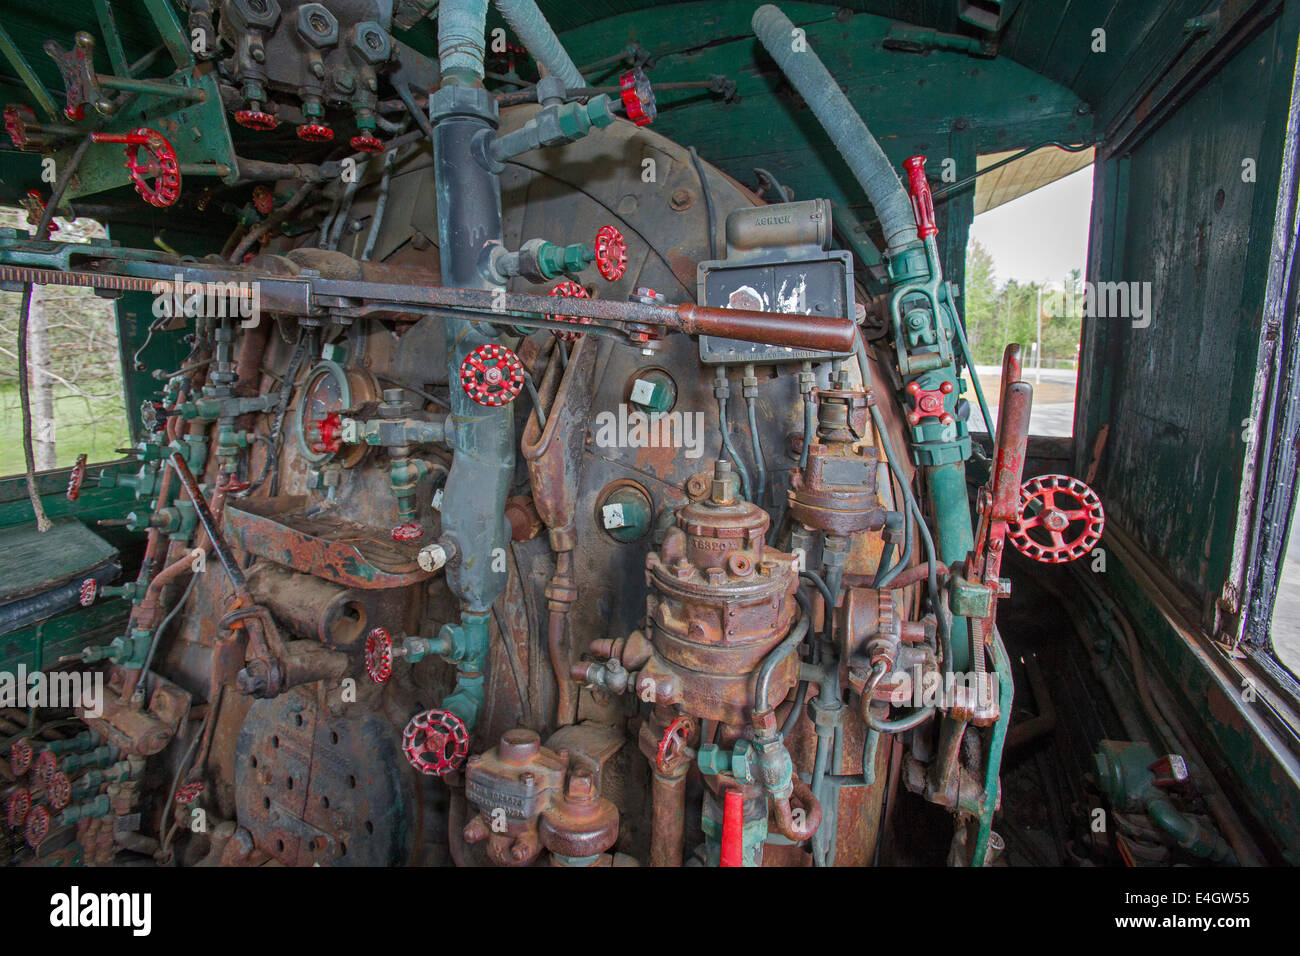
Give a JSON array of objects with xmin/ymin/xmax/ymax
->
[{"xmin": 167, "ymin": 452, "xmax": 246, "ymax": 594}]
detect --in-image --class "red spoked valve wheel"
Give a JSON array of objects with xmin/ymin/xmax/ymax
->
[
  {"xmin": 547, "ymin": 280, "xmax": 592, "ymax": 341},
  {"xmin": 459, "ymin": 344, "xmax": 525, "ymax": 407},
  {"xmin": 32, "ymin": 749, "xmax": 57, "ymax": 789},
  {"xmin": 235, "ymin": 109, "xmax": 278, "ymax": 131},
  {"xmin": 175, "ymin": 782, "xmax": 205, "ymax": 805},
  {"xmin": 619, "ymin": 68, "xmax": 657, "ymax": 127},
  {"xmin": 594, "ymin": 225, "xmax": 628, "ymax": 281},
  {"xmin": 656, "ymin": 715, "xmax": 697, "ymax": 773},
  {"xmin": 391, "ymin": 523, "xmax": 423, "ymax": 542},
  {"xmin": 6, "ymin": 788, "xmax": 30, "ymax": 828},
  {"xmin": 1008, "ymin": 474, "xmax": 1105, "ymax": 564},
  {"xmin": 90, "ymin": 128, "xmax": 181, "ymax": 207},
  {"xmin": 365, "ymin": 627, "xmax": 393, "ymax": 684},
  {"xmin": 66, "ymin": 453, "xmax": 87, "ymax": 501},
  {"xmin": 78, "ymin": 578, "xmax": 98, "ymax": 607},
  {"xmin": 297, "ymin": 123, "xmax": 334, "ymax": 143},
  {"xmin": 9, "ymin": 737, "xmax": 32, "ymax": 776},
  {"xmin": 47, "ymin": 771, "xmax": 71, "ymax": 811},
  {"xmin": 350, "ymin": 131, "xmax": 384, "ymax": 153},
  {"xmin": 402, "ymin": 708, "xmax": 470, "ymax": 777},
  {"xmin": 25, "ymin": 804, "xmax": 49, "ymax": 848}
]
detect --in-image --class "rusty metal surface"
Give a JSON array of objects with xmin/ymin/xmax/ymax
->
[{"xmin": 223, "ymin": 496, "xmax": 435, "ymax": 590}]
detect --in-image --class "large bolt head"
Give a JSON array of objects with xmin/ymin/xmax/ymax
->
[
  {"xmin": 350, "ymin": 22, "xmax": 392, "ymax": 65},
  {"xmin": 416, "ymin": 542, "xmax": 448, "ymax": 573},
  {"xmin": 228, "ymin": 0, "xmax": 281, "ymax": 31},
  {"xmin": 296, "ymin": 3, "xmax": 339, "ymax": 47}
]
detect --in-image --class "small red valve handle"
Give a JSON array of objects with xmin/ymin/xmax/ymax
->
[
  {"xmin": 33, "ymin": 749, "xmax": 58, "ymax": 789},
  {"xmin": 390, "ymin": 523, "xmax": 423, "ymax": 542},
  {"xmin": 655, "ymin": 715, "xmax": 696, "ymax": 773},
  {"xmin": 365, "ymin": 627, "xmax": 394, "ymax": 684},
  {"xmin": 6, "ymin": 788, "xmax": 30, "ymax": 828},
  {"xmin": 350, "ymin": 131, "xmax": 384, "ymax": 153},
  {"xmin": 235, "ymin": 109, "xmax": 279, "ymax": 131},
  {"xmin": 92, "ymin": 127, "xmax": 181, "ymax": 207},
  {"xmin": 252, "ymin": 185, "xmax": 274, "ymax": 216},
  {"xmin": 547, "ymin": 280, "xmax": 592, "ymax": 340},
  {"xmin": 25, "ymin": 804, "xmax": 50, "ymax": 848},
  {"xmin": 719, "ymin": 787, "xmax": 745, "ymax": 867},
  {"xmin": 903, "ymin": 155, "xmax": 937, "ymax": 240},
  {"xmin": 47, "ymin": 771, "xmax": 71, "ymax": 811},
  {"xmin": 22, "ymin": 190, "xmax": 59, "ymax": 237},
  {"xmin": 297, "ymin": 123, "xmax": 334, "ymax": 143},
  {"xmin": 78, "ymin": 578, "xmax": 98, "ymax": 607},
  {"xmin": 402, "ymin": 708, "xmax": 470, "ymax": 777},
  {"xmin": 1008, "ymin": 474, "xmax": 1105, "ymax": 564},
  {"xmin": 594, "ymin": 225, "xmax": 628, "ymax": 281},
  {"xmin": 619, "ymin": 68, "xmax": 657, "ymax": 127},
  {"xmin": 5, "ymin": 104, "xmax": 38, "ymax": 151},
  {"xmin": 459, "ymin": 344, "xmax": 525, "ymax": 407},
  {"xmin": 904, "ymin": 379, "xmax": 954, "ymax": 426},
  {"xmin": 9, "ymin": 737, "xmax": 33, "ymax": 776},
  {"xmin": 66, "ymin": 453, "xmax": 88, "ymax": 501},
  {"xmin": 306, "ymin": 412, "xmax": 343, "ymax": 455},
  {"xmin": 175, "ymin": 781, "xmax": 204, "ymax": 805}
]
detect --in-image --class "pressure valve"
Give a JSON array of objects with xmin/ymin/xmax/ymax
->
[
  {"xmin": 1008, "ymin": 474, "xmax": 1105, "ymax": 563},
  {"xmin": 619, "ymin": 68, "xmax": 657, "ymax": 126},
  {"xmin": 401, "ymin": 708, "xmax": 470, "ymax": 776}
]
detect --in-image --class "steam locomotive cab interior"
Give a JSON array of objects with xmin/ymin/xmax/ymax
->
[{"xmin": 0, "ymin": 0, "xmax": 1297, "ymax": 872}]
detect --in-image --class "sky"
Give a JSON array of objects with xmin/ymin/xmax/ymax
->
[{"xmin": 968, "ymin": 165, "xmax": 1095, "ymax": 286}]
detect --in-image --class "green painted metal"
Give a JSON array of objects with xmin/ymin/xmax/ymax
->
[{"xmin": 0, "ymin": 20, "xmax": 59, "ymax": 118}]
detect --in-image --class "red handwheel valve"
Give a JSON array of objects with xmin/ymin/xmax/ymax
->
[
  {"xmin": 33, "ymin": 749, "xmax": 58, "ymax": 789},
  {"xmin": 79, "ymin": 578, "xmax": 98, "ymax": 607},
  {"xmin": 402, "ymin": 708, "xmax": 470, "ymax": 777},
  {"xmin": 6, "ymin": 788, "xmax": 30, "ymax": 828},
  {"xmin": 459, "ymin": 344, "xmax": 525, "ymax": 407},
  {"xmin": 1008, "ymin": 474, "xmax": 1105, "ymax": 564},
  {"xmin": 391, "ymin": 523, "xmax": 423, "ymax": 542},
  {"xmin": 656, "ymin": 715, "xmax": 696, "ymax": 773},
  {"xmin": 306, "ymin": 412, "xmax": 342, "ymax": 455},
  {"xmin": 175, "ymin": 782, "xmax": 204, "ymax": 805},
  {"xmin": 91, "ymin": 128, "xmax": 181, "ymax": 207},
  {"xmin": 619, "ymin": 68, "xmax": 657, "ymax": 127},
  {"xmin": 903, "ymin": 155, "xmax": 937, "ymax": 240},
  {"xmin": 349, "ymin": 131, "xmax": 384, "ymax": 153},
  {"xmin": 594, "ymin": 225, "xmax": 628, "ymax": 281},
  {"xmin": 365, "ymin": 627, "xmax": 394, "ymax": 684},
  {"xmin": 235, "ymin": 109, "xmax": 279, "ymax": 131},
  {"xmin": 9, "ymin": 737, "xmax": 33, "ymax": 776},
  {"xmin": 547, "ymin": 280, "xmax": 592, "ymax": 340},
  {"xmin": 24, "ymin": 804, "xmax": 49, "ymax": 848},
  {"xmin": 47, "ymin": 771, "xmax": 71, "ymax": 811},
  {"xmin": 66, "ymin": 453, "xmax": 87, "ymax": 501},
  {"xmin": 297, "ymin": 123, "xmax": 334, "ymax": 143}
]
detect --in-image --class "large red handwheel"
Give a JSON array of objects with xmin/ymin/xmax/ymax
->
[
  {"xmin": 47, "ymin": 771, "xmax": 71, "ymax": 811},
  {"xmin": 547, "ymin": 280, "xmax": 592, "ymax": 341},
  {"xmin": 9, "ymin": 737, "xmax": 32, "ymax": 776},
  {"xmin": 92, "ymin": 128, "xmax": 181, "ymax": 207},
  {"xmin": 6, "ymin": 788, "xmax": 30, "ymax": 828},
  {"xmin": 401, "ymin": 708, "xmax": 470, "ymax": 777},
  {"xmin": 365, "ymin": 627, "xmax": 393, "ymax": 684},
  {"xmin": 25, "ymin": 805, "xmax": 49, "ymax": 848},
  {"xmin": 33, "ymin": 749, "xmax": 57, "ymax": 789},
  {"xmin": 656, "ymin": 715, "xmax": 696, "ymax": 773},
  {"xmin": 1008, "ymin": 474, "xmax": 1105, "ymax": 564},
  {"xmin": 594, "ymin": 225, "xmax": 628, "ymax": 281},
  {"xmin": 459, "ymin": 344, "xmax": 524, "ymax": 408}
]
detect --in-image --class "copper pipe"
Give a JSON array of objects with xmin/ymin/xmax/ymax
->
[
  {"xmin": 649, "ymin": 769, "xmax": 687, "ymax": 867},
  {"xmin": 882, "ymin": 560, "xmax": 948, "ymax": 591},
  {"xmin": 547, "ymin": 551, "xmax": 577, "ymax": 727}
]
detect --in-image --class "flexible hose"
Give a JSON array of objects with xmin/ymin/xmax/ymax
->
[
  {"xmin": 494, "ymin": 0, "xmax": 585, "ymax": 89},
  {"xmin": 439, "ymin": 0, "xmax": 490, "ymax": 81},
  {"xmin": 746, "ymin": 393, "xmax": 766, "ymax": 500},
  {"xmin": 751, "ymin": 5, "xmax": 918, "ymax": 255}
]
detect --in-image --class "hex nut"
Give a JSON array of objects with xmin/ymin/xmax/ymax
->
[{"xmin": 296, "ymin": 3, "xmax": 339, "ymax": 47}]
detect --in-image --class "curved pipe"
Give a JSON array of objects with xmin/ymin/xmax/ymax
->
[
  {"xmin": 752, "ymin": 5, "xmax": 918, "ymax": 255},
  {"xmin": 494, "ymin": 0, "xmax": 585, "ymax": 89},
  {"xmin": 770, "ymin": 777, "xmax": 822, "ymax": 842},
  {"xmin": 754, "ymin": 599, "xmax": 810, "ymax": 713}
]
